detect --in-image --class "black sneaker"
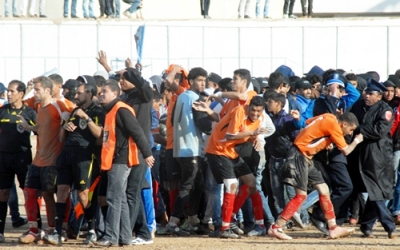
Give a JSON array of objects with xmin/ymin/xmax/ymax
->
[
  {"xmin": 310, "ymin": 216, "xmax": 329, "ymax": 236},
  {"xmin": 12, "ymin": 217, "xmax": 28, "ymax": 228},
  {"xmin": 220, "ymin": 228, "xmax": 240, "ymax": 239},
  {"xmin": 229, "ymin": 222, "xmax": 244, "ymax": 235},
  {"xmin": 83, "ymin": 231, "xmax": 97, "ymax": 244},
  {"xmin": 166, "ymin": 224, "xmax": 190, "ymax": 236},
  {"xmin": 208, "ymin": 225, "xmax": 221, "ymax": 238},
  {"xmin": 187, "ymin": 223, "xmax": 211, "ymax": 235}
]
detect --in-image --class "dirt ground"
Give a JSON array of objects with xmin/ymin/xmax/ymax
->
[
  {"xmin": 2, "ymin": 227, "xmax": 400, "ymax": 250},
  {"xmin": 2, "ymin": 137, "xmax": 400, "ymax": 249},
  {"xmin": 3, "ymin": 202, "xmax": 400, "ymax": 250}
]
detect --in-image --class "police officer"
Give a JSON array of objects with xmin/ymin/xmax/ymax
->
[
  {"xmin": 44, "ymin": 82, "xmax": 104, "ymax": 246},
  {"xmin": 349, "ymin": 78, "xmax": 397, "ymax": 238},
  {"xmin": 0, "ymin": 80, "xmax": 36, "ymax": 242}
]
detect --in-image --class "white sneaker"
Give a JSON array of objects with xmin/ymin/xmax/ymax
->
[
  {"xmin": 132, "ymin": 237, "xmax": 153, "ymax": 245},
  {"xmin": 289, "ymin": 14, "xmax": 297, "ymax": 19},
  {"xmin": 283, "ymin": 14, "xmax": 288, "ymax": 18},
  {"xmin": 123, "ymin": 10, "xmax": 132, "ymax": 18}
]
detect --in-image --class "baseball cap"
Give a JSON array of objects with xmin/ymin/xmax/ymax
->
[
  {"xmin": 295, "ymin": 79, "xmax": 312, "ymax": 90},
  {"xmin": 304, "ymin": 65, "xmax": 324, "ymax": 77},
  {"xmin": 256, "ymin": 77, "xmax": 268, "ymax": 89},
  {"xmin": 388, "ymin": 74, "xmax": 400, "ymax": 88},
  {"xmin": 77, "ymin": 75, "xmax": 96, "ymax": 86},
  {"xmin": 383, "ymin": 80, "xmax": 395, "ymax": 88},
  {"xmin": 62, "ymin": 79, "xmax": 79, "ymax": 90},
  {"xmin": 207, "ymin": 72, "xmax": 222, "ymax": 84},
  {"xmin": 326, "ymin": 73, "xmax": 346, "ymax": 88},
  {"xmin": 275, "ymin": 65, "xmax": 295, "ymax": 77}
]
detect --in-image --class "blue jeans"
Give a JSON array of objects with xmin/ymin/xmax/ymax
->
[
  {"xmin": 82, "ymin": 0, "xmax": 94, "ymax": 17},
  {"xmin": 127, "ymin": 0, "xmax": 141, "ymax": 13},
  {"xmin": 392, "ymin": 151, "xmax": 400, "ymax": 215},
  {"xmin": 256, "ymin": 151, "xmax": 274, "ymax": 224},
  {"xmin": 104, "ymin": 164, "xmax": 131, "ymax": 245},
  {"xmin": 126, "ymin": 157, "xmax": 151, "ymax": 240},
  {"xmin": 256, "ymin": 0, "xmax": 269, "ymax": 17},
  {"xmin": 203, "ymin": 160, "xmax": 222, "ymax": 226},
  {"xmin": 142, "ymin": 167, "xmax": 155, "ymax": 234},
  {"xmin": 285, "ymin": 183, "xmax": 310, "ymax": 223},
  {"xmin": 64, "ymin": 0, "xmax": 77, "ymax": 16},
  {"xmin": 242, "ymin": 151, "xmax": 275, "ymax": 227},
  {"xmin": 4, "ymin": 0, "xmax": 17, "ymax": 16},
  {"xmin": 8, "ymin": 182, "xmax": 20, "ymax": 223},
  {"xmin": 112, "ymin": 0, "xmax": 121, "ymax": 17},
  {"xmin": 269, "ymin": 157, "xmax": 286, "ymax": 214}
]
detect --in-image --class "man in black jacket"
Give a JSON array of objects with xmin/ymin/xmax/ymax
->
[
  {"xmin": 0, "ymin": 81, "xmax": 36, "ymax": 243},
  {"xmin": 310, "ymin": 73, "xmax": 356, "ymax": 234},
  {"xmin": 348, "ymin": 78, "xmax": 396, "ymax": 238},
  {"xmin": 119, "ymin": 67, "xmax": 155, "ymax": 244}
]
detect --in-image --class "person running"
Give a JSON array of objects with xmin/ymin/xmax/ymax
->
[
  {"xmin": 268, "ymin": 112, "xmax": 363, "ymax": 240},
  {"xmin": 205, "ymin": 96, "xmax": 268, "ymax": 239}
]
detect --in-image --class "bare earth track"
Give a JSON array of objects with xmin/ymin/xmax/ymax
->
[{"xmin": 3, "ymin": 221, "xmax": 400, "ymax": 249}]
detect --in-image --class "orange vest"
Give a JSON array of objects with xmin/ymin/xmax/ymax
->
[{"xmin": 101, "ymin": 101, "xmax": 139, "ymax": 171}]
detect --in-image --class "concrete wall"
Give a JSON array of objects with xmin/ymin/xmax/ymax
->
[{"xmin": 1, "ymin": 18, "xmax": 400, "ymax": 84}]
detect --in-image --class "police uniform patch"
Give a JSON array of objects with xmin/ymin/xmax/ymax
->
[
  {"xmin": 79, "ymin": 118, "xmax": 88, "ymax": 130},
  {"xmin": 16, "ymin": 123, "xmax": 25, "ymax": 133}
]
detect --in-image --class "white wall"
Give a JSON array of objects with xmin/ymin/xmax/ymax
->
[{"xmin": 0, "ymin": 18, "xmax": 400, "ymax": 84}]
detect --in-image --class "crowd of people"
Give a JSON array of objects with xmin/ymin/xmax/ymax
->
[
  {"xmin": 0, "ymin": 0, "xmax": 144, "ymax": 19},
  {"xmin": 1, "ymin": 0, "xmax": 315, "ymax": 19},
  {"xmin": 0, "ymin": 49, "xmax": 400, "ymax": 246}
]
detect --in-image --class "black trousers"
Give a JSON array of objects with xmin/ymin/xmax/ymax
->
[
  {"xmin": 200, "ymin": 0, "xmax": 210, "ymax": 16},
  {"xmin": 301, "ymin": 0, "xmax": 313, "ymax": 16},
  {"xmin": 313, "ymin": 160, "xmax": 353, "ymax": 225},
  {"xmin": 360, "ymin": 199, "xmax": 396, "ymax": 233},
  {"xmin": 126, "ymin": 154, "xmax": 151, "ymax": 240},
  {"xmin": 171, "ymin": 157, "xmax": 204, "ymax": 218},
  {"xmin": 323, "ymin": 161, "xmax": 353, "ymax": 225},
  {"xmin": 283, "ymin": 0, "xmax": 295, "ymax": 15}
]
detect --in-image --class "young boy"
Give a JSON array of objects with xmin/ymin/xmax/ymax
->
[{"xmin": 265, "ymin": 92, "xmax": 300, "ymax": 216}]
